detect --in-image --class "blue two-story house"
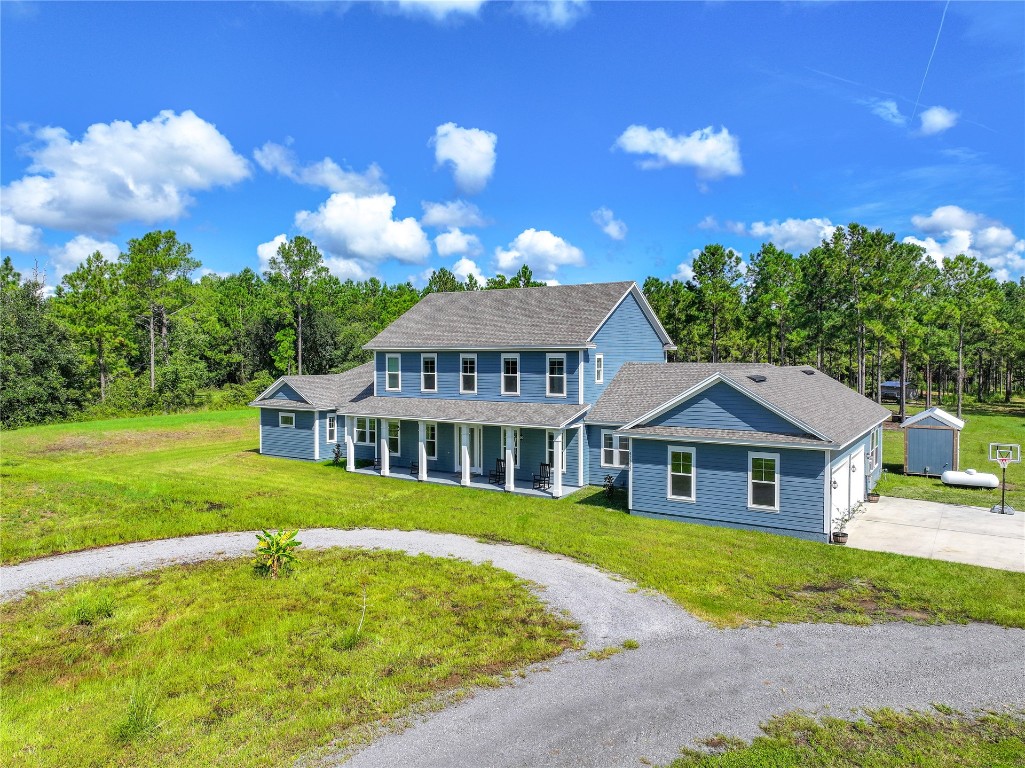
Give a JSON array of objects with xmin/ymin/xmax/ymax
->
[{"xmin": 251, "ymin": 281, "xmax": 889, "ymax": 541}]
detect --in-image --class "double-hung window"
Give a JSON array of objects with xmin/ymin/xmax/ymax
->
[
  {"xmin": 595, "ymin": 354, "xmax": 604, "ymax": 384},
  {"xmin": 460, "ymin": 354, "xmax": 477, "ymax": 394},
  {"xmin": 501, "ymin": 354, "xmax": 519, "ymax": 396},
  {"xmin": 421, "ymin": 353, "xmax": 437, "ymax": 392},
  {"xmin": 385, "ymin": 354, "xmax": 401, "ymax": 391},
  {"xmin": 601, "ymin": 430, "xmax": 629, "ymax": 468},
  {"xmin": 355, "ymin": 417, "xmax": 376, "ymax": 445},
  {"xmin": 387, "ymin": 420, "xmax": 401, "ymax": 455},
  {"xmin": 547, "ymin": 430, "xmax": 567, "ymax": 473},
  {"xmin": 749, "ymin": 452, "xmax": 780, "ymax": 511},
  {"xmin": 667, "ymin": 446, "xmax": 695, "ymax": 501},
  {"xmin": 424, "ymin": 422, "xmax": 437, "ymax": 460},
  {"xmin": 547, "ymin": 354, "xmax": 566, "ymax": 397},
  {"xmin": 500, "ymin": 426, "xmax": 520, "ymax": 467},
  {"xmin": 326, "ymin": 415, "xmax": 337, "ymax": 443},
  {"xmin": 279, "ymin": 412, "xmax": 295, "ymax": 428}
]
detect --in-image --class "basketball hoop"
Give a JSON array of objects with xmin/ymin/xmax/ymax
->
[
  {"xmin": 989, "ymin": 443, "xmax": 1019, "ymax": 515},
  {"xmin": 998, "ymin": 456, "xmax": 1012, "ymax": 470}
]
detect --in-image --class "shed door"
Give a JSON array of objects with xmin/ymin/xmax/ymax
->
[{"xmin": 830, "ymin": 458, "xmax": 850, "ymax": 530}]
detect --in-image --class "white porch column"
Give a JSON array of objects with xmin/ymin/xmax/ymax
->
[
  {"xmin": 417, "ymin": 420, "xmax": 428, "ymax": 481},
  {"xmin": 345, "ymin": 416, "xmax": 355, "ymax": 472},
  {"xmin": 505, "ymin": 428, "xmax": 515, "ymax": 492},
  {"xmin": 460, "ymin": 424, "xmax": 471, "ymax": 487},
  {"xmin": 552, "ymin": 429, "xmax": 564, "ymax": 498},
  {"xmin": 379, "ymin": 419, "xmax": 390, "ymax": 476}
]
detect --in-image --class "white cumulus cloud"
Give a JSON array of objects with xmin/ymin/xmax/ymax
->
[
  {"xmin": 1, "ymin": 214, "xmax": 42, "ymax": 252},
  {"xmin": 1, "ymin": 110, "xmax": 249, "ymax": 236},
  {"xmin": 746, "ymin": 217, "xmax": 837, "ymax": 253},
  {"xmin": 494, "ymin": 228, "xmax": 584, "ymax": 275},
  {"xmin": 394, "ymin": 0, "xmax": 485, "ymax": 20},
  {"xmin": 421, "ymin": 199, "xmax": 488, "ymax": 229},
  {"xmin": 432, "ymin": 122, "xmax": 497, "ymax": 194},
  {"xmin": 591, "ymin": 206, "xmax": 627, "ymax": 240},
  {"xmin": 50, "ymin": 235, "xmax": 120, "ymax": 277},
  {"xmin": 452, "ymin": 256, "xmax": 486, "ymax": 282},
  {"xmin": 615, "ymin": 124, "xmax": 742, "ymax": 180},
  {"xmin": 435, "ymin": 227, "xmax": 483, "ymax": 258},
  {"xmin": 295, "ymin": 192, "xmax": 431, "ymax": 264},
  {"xmin": 905, "ymin": 204, "xmax": 1024, "ymax": 280},
  {"xmin": 517, "ymin": 0, "xmax": 588, "ymax": 28},
  {"xmin": 257, "ymin": 234, "xmax": 288, "ymax": 274},
  {"xmin": 919, "ymin": 106, "xmax": 959, "ymax": 136},
  {"xmin": 253, "ymin": 141, "xmax": 386, "ymax": 195}
]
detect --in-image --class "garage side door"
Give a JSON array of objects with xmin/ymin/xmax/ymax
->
[{"xmin": 830, "ymin": 458, "xmax": 850, "ymax": 530}]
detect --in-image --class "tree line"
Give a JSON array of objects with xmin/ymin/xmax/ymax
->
[{"xmin": 0, "ymin": 223, "xmax": 1017, "ymax": 429}]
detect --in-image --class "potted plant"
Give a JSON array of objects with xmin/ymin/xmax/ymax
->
[
  {"xmin": 832, "ymin": 502, "xmax": 864, "ymax": 545},
  {"xmin": 867, "ymin": 491, "xmax": 880, "ymax": 503}
]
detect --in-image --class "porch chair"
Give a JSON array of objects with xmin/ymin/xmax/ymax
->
[
  {"xmin": 488, "ymin": 458, "xmax": 506, "ymax": 485},
  {"xmin": 532, "ymin": 463, "xmax": 552, "ymax": 491},
  {"xmin": 409, "ymin": 462, "xmax": 419, "ymax": 479}
]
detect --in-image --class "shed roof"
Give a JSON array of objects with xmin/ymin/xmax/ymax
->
[
  {"xmin": 901, "ymin": 407, "xmax": 965, "ymax": 430},
  {"xmin": 362, "ymin": 282, "xmax": 674, "ymax": 350}
]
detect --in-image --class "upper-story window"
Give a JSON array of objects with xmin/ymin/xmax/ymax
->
[
  {"xmin": 386, "ymin": 354, "xmax": 401, "ymax": 391},
  {"xmin": 547, "ymin": 354, "xmax": 566, "ymax": 397},
  {"xmin": 421, "ymin": 354, "xmax": 437, "ymax": 392},
  {"xmin": 501, "ymin": 353, "xmax": 519, "ymax": 396},
  {"xmin": 460, "ymin": 354, "xmax": 477, "ymax": 394},
  {"xmin": 595, "ymin": 354, "xmax": 604, "ymax": 384}
]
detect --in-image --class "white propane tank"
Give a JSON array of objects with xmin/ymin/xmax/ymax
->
[{"xmin": 941, "ymin": 469, "xmax": 999, "ymax": 489}]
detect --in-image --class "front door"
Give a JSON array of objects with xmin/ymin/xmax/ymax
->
[{"xmin": 455, "ymin": 425, "xmax": 483, "ymax": 474}]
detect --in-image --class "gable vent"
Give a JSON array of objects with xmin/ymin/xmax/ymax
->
[
  {"xmin": 802, "ymin": 369, "xmax": 816, "ymax": 375},
  {"xmin": 747, "ymin": 374, "xmax": 767, "ymax": 383}
]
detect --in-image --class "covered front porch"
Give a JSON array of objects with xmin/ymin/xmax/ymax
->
[{"xmin": 350, "ymin": 464, "xmax": 582, "ymax": 499}]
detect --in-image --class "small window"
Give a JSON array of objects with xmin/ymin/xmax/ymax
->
[
  {"xmin": 501, "ymin": 354, "xmax": 519, "ymax": 396},
  {"xmin": 595, "ymin": 354, "xmax": 604, "ymax": 384},
  {"xmin": 355, "ymin": 417, "xmax": 377, "ymax": 445},
  {"xmin": 460, "ymin": 354, "xmax": 477, "ymax": 394},
  {"xmin": 601, "ymin": 430, "xmax": 629, "ymax": 468},
  {"xmin": 547, "ymin": 430, "xmax": 568, "ymax": 473},
  {"xmin": 668, "ymin": 447, "xmax": 695, "ymax": 501},
  {"xmin": 386, "ymin": 354, "xmax": 401, "ymax": 391},
  {"xmin": 387, "ymin": 420, "xmax": 401, "ymax": 455},
  {"xmin": 279, "ymin": 412, "xmax": 295, "ymax": 428},
  {"xmin": 326, "ymin": 415, "xmax": 337, "ymax": 443},
  {"xmin": 749, "ymin": 452, "xmax": 779, "ymax": 511},
  {"xmin": 420, "ymin": 354, "xmax": 437, "ymax": 392},
  {"xmin": 868, "ymin": 429, "xmax": 879, "ymax": 470},
  {"xmin": 425, "ymin": 422, "xmax": 437, "ymax": 459},
  {"xmin": 500, "ymin": 426, "xmax": 520, "ymax": 467},
  {"xmin": 547, "ymin": 354, "xmax": 566, "ymax": 397}
]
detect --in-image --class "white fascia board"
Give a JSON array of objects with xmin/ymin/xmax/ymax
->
[
  {"xmin": 617, "ymin": 430, "xmax": 834, "ymax": 452},
  {"xmin": 254, "ymin": 377, "xmax": 287, "ymax": 402},
  {"xmin": 586, "ymin": 283, "xmax": 676, "ymax": 350},
  {"xmin": 901, "ymin": 408, "xmax": 964, "ymax": 430}
]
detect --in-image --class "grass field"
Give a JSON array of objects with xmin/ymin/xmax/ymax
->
[
  {"xmin": 666, "ymin": 708, "xmax": 1025, "ymax": 767},
  {"xmin": 0, "ymin": 550, "xmax": 574, "ymax": 768},
  {"xmin": 3, "ymin": 409, "xmax": 1024, "ymax": 627},
  {"xmin": 875, "ymin": 401, "xmax": 1025, "ymax": 509}
]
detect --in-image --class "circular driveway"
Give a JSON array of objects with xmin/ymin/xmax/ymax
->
[{"xmin": 4, "ymin": 529, "xmax": 1022, "ymax": 767}]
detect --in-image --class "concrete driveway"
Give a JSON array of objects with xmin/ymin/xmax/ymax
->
[{"xmin": 846, "ymin": 496, "xmax": 1025, "ymax": 572}]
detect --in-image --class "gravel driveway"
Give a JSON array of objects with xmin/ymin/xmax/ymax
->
[{"xmin": 4, "ymin": 529, "xmax": 1023, "ymax": 767}]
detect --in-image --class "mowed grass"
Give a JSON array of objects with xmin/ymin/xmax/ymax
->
[
  {"xmin": 0, "ymin": 549, "xmax": 575, "ymax": 768},
  {"xmin": 666, "ymin": 708, "xmax": 1025, "ymax": 767},
  {"xmin": 875, "ymin": 401, "xmax": 1025, "ymax": 509},
  {"xmin": 3, "ymin": 409, "xmax": 1025, "ymax": 627}
]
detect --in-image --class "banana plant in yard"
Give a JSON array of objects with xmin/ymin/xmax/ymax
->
[{"xmin": 253, "ymin": 529, "xmax": 302, "ymax": 578}]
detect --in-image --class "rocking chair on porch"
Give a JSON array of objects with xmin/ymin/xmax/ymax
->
[
  {"xmin": 532, "ymin": 463, "xmax": 552, "ymax": 491},
  {"xmin": 488, "ymin": 458, "xmax": 505, "ymax": 485}
]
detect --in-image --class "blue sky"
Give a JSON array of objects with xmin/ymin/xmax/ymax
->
[{"xmin": 2, "ymin": 1, "xmax": 1023, "ymax": 288}]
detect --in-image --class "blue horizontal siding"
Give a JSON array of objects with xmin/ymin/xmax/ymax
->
[
  {"xmin": 267, "ymin": 382, "xmax": 306, "ymax": 402},
  {"xmin": 630, "ymin": 439, "xmax": 827, "ymax": 540},
  {"xmin": 260, "ymin": 408, "xmax": 316, "ymax": 460},
  {"xmin": 647, "ymin": 381, "xmax": 799, "ymax": 434},
  {"xmin": 587, "ymin": 424, "xmax": 628, "ymax": 487},
  {"xmin": 317, "ymin": 411, "xmax": 341, "ymax": 461},
  {"xmin": 375, "ymin": 350, "xmax": 581, "ymax": 403},
  {"xmin": 584, "ymin": 291, "xmax": 665, "ymax": 405}
]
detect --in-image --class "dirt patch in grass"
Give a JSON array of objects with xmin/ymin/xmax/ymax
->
[
  {"xmin": 25, "ymin": 424, "xmax": 251, "ymax": 458},
  {"xmin": 781, "ymin": 580, "xmax": 944, "ymax": 623}
]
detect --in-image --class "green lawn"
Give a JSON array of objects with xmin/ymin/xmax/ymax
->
[
  {"xmin": 666, "ymin": 708, "xmax": 1025, "ymax": 767},
  {"xmin": 0, "ymin": 549, "xmax": 574, "ymax": 768},
  {"xmin": 3, "ymin": 409, "xmax": 1025, "ymax": 627},
  {"xmin": 875, "ymin": 401, "xmax": 1025, "ymax": 509}
]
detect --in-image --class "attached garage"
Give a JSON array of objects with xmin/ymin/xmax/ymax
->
[{"xmin": 901, "ymin": 407, "xmax": 964, "ymax": 477}]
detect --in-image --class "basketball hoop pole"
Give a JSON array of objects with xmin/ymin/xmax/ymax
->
[{"xmin": 1001, "ymin": 462, "xmax": 1008, "ymax": 515}]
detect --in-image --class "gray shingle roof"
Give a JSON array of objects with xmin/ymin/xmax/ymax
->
[
  {"xmin": 342, "ymin": 397, "xmax": 588, "ymax": 429},
  {"xmin": 363, "ymin": 282, "xmax": 663, "ymax": 350},
  {"xmin": 588, "ymin": 363, "xmax": 891, "ymax": 448},
  {"xmin": 250, "ymin": 362, "xmax": 374, "ymax": 410},
  {"xmin": 617, "ymin": 425, "xmax": 827, "ymax": 447}
]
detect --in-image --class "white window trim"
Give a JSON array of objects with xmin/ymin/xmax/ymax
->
[
  {"xmin": 868, "ymin": 429, "xmax": 879, "ymax": 470},
  {"xmin": 424, "ymin": 421, "xmax": 438, "ymax": 460},
  {"xmin": 667, "ymin": 445, "xmax": 696, "ymax": 502},
  {"xmin": 326, "ymin": 415, "xmax": 337, "ymax": 443},
  {"xmin": 595, "ymin": 353, "xmax": 604, "ymax": 384},
  {"xmin": 501, "ymin": 426, "xmax": 521, "ymax": 468},
  {"xmin": 385, "ymin": 353, "xmax": 402, "ymax": 391},
  {"xmin": 420, "ymin": 353, "xmax": 437, "ymax": 393},
  {"xmin": 546, "ymin": 429, "xmax": 568, "ymax": 474},
  {"xmin": 546, "ymin": 353, "xmax": 567, "ymax": 398},
  {"xmin": 355, "ymin": 417, "xmax": 377, "ymax": 446},
  {"xmin": 460, "ymin": 353, "xmax": 477, "ymax": 395},
  {"xmin": 501, "ymin": 353, "xmax": 520, "ymax": 396},
  {"xmin": 387, "ymin": 419, "xmax": 401, "ymax": 456},
  {"xmin": 600, "ymin": 429, "xmax": 629, "ymax": 468},
  {"xmin": 279, "ymin": 412, "xmax": 295, "ymax": 428},
  {"xmin": 748, "ymin": 451, "xmax": 780, "ymax": 512}
]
